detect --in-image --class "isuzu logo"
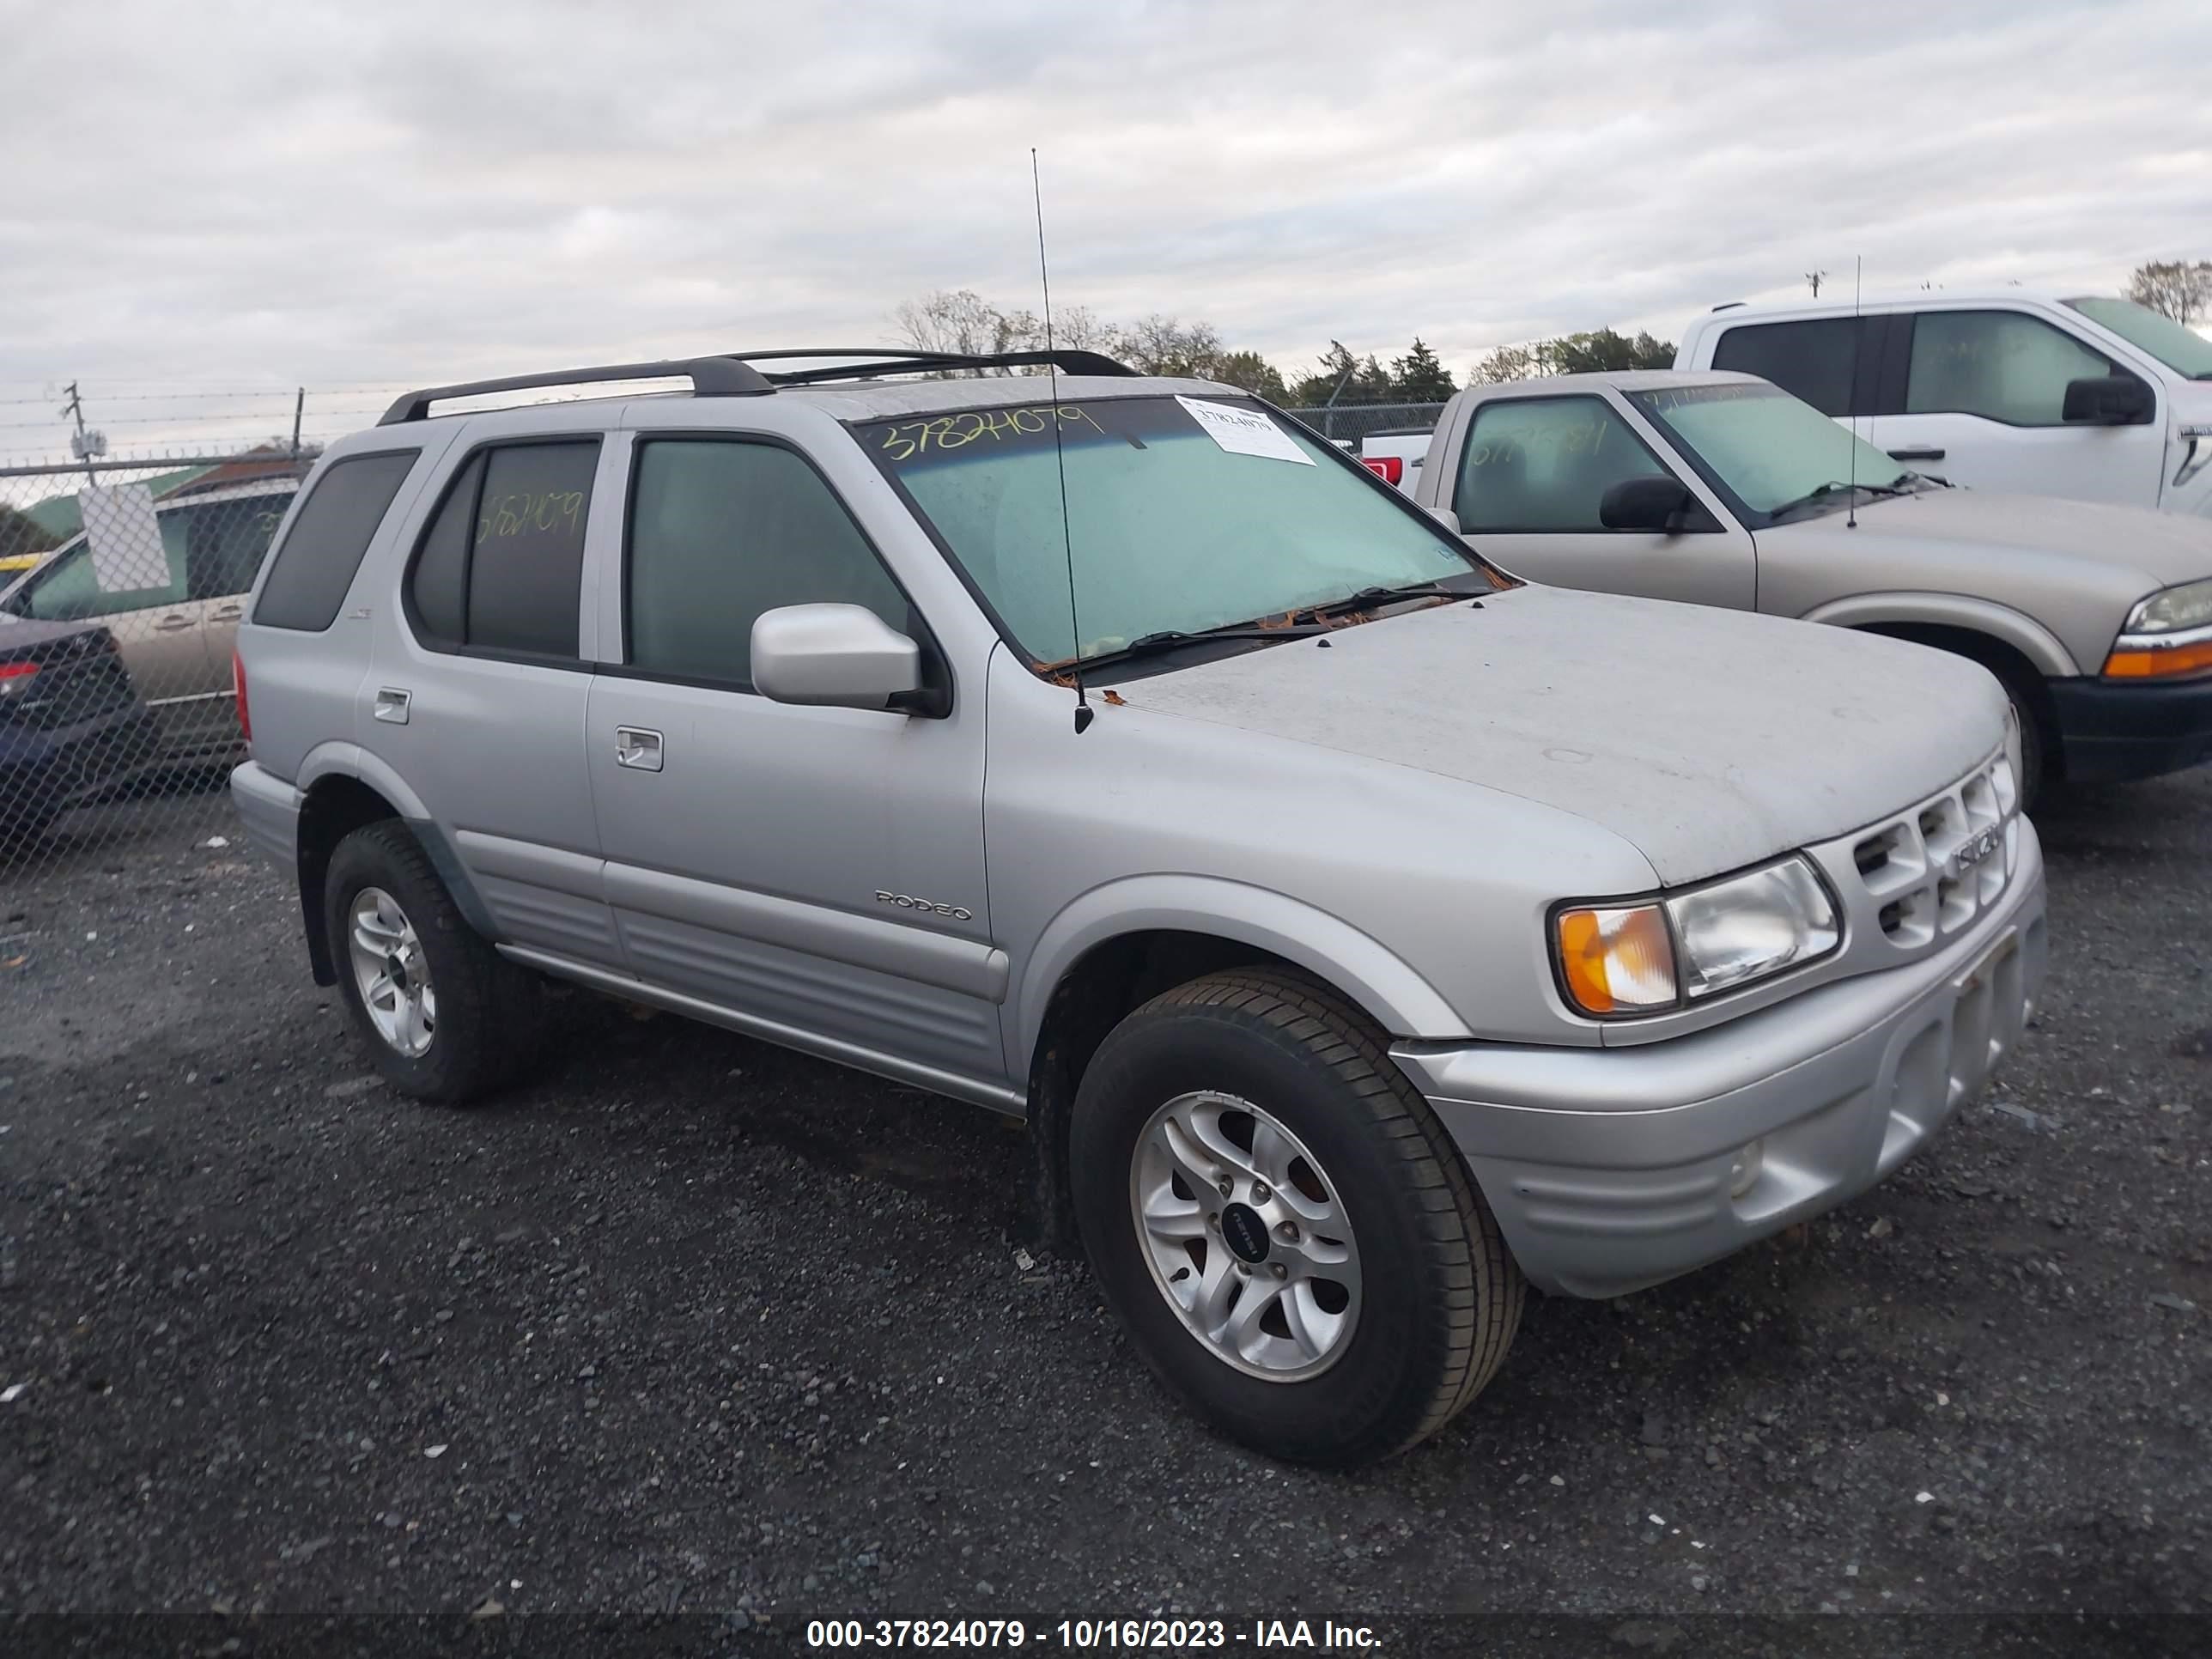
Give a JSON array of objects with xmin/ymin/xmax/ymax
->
[{"xmin": 1951, "ymin": 826, "xmax": 2002, "ymax": 875}]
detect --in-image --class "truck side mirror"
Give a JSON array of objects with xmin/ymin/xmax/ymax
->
[
  {"xmin": 1425, "ymin": 504, "xmax": 1462, "ymax": 535},
  {"xmin": 1599, "ymin": 475, "xmax": 1698, "ymax": 532},
  {"xmin": 2063, "ymin": 375, "xmax": 2154, "ymax": 426}
]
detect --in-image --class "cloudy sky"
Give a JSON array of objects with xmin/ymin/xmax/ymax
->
[{"xmin": 2, "ymin": 0, "xmax": 2208, "ymax": 453}]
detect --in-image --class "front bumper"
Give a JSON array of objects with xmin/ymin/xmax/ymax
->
[
  {"xmin": 2048, "ymin": 673, "xmax": 2212, "ymax": 783},
  {"xmin": 1393, "ymin": 831, "xmax": 2047, "ymax": 1298}
]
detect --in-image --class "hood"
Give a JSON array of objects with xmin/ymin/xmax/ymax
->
[
  {"xmin": 1781, "ymin": 488, "xmax": 2212, "ymax": 592},
  {"xmin": 1125, "ymin": 586, "xmax": 2006, "ymax": 885}
]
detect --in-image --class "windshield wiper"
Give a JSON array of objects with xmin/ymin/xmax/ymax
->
[
  {"xmin": 1767, "ymin": 477, "xmax": 1914, "ymax": 517},
  {"xmin": 1067, "ymin": 620, "xmax": 1328, "ymax": 672},
  {"xmin": 1294, "ymin": 580, "xmax": 1463, "ymax": 621}
]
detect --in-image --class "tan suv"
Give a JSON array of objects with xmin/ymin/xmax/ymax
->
[
  {"xmin": 1407, "ymin": 370, "xmax": 2212, "ymax": 802},
  {"xmin": 0, "ymin": 477, "xmax": 298, "ymax": 758}
]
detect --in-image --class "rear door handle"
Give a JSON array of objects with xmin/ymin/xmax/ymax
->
[
  {"xmin": 615, "ymin": 726, "xmax": 664, "ymax": 771},
  {"xmin": 154, "ymin": 613, "xmax": 198, "ymax": 632},
  {"xmin": 1887, "ymin": 447, "xmax": 1946, "ymax": 461},
  {"xmin": 210, "ymin": 604, "xmax": 244, "ymax": 622},
  {"xmin": 373, "ymin": 687, "xmax": 411, "ymax": 725}
]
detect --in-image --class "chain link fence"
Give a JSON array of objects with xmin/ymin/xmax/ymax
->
[
  {"xmin": 2, "ymin": 447, "xmax": 312, "ymax": 871},
  {"xmin": 1279, "ymin": 400, "xmax": 1448, "ymax": 450}
]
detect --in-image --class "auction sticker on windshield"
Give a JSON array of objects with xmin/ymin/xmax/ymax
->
[{"xmin": 1176, "ymin": 396, "xmax": 1315, "ymax": 465}]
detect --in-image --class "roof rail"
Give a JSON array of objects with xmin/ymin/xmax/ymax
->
[
  {"xmin": 1710, "ymin": 301, "xmax": 1747, "ymax": 313},
  {"xmin": 377, "ymin": 357, "xmax": 775, "ymax": 425},
  {"xmin": 727, "ymin": 348, "xmax": 1139, "ymax": 385}
]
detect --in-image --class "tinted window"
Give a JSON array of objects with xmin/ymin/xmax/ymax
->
[
  {"xmin": 1454, "ymin": 396, "xmax": 1671, "ymax": 532},
  {"xmin": 626, "ymin": 440, "xmax": 908, "ymax": 685},
  {"xmin": 254, "ymin": 453, "xmax": 416, "ymax": 630},
  {"xmin": 467, "ymin": 443, "xmax": 597, "ymax": 656},
  {"xmin": 404, "ymin": 441, "xmax": 597, "ymax": 658},
  {"xmin": 1906, "ymin": 311, "xmax": 2121, "ymax": 427},
  {"xmin": 1711, "ymin": 319, "xmax": 1864, "ymax": 416},
  {"xmin": 184, "ymin": 493, "xmax": 295, "ymax": 600},
  {"xmin": 21, "ymin": 520, "xmax": 187, "ymax": 622},
  {"xmin": 408, "ymin": 455, "xmax": 477, "ymax": 645}
]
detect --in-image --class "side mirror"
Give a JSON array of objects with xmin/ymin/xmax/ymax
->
[
  {"xmin": 1600, "ymin": 475, "xmax": 1698, "ymax": 532},
  {"xmin": 2063, "ymin": 375, "xmax": 2154, "ymax": 425},
  {"xmin": 1425, "ymin": 504, "xmax": 1462, "ymax": 535},
  {"xmin": 751, "ymin": 603, "xmax": 921, "ymax": 711}
]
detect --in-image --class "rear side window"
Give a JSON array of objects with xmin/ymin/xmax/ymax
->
[
  {"xmin": 406, "ymin": 441, "xmax": 598, "ymax": 659},
  {"xmin": 253, "ymin": 453, "xmax": 416, "ymax": 630},
  {"xmin": 1711, "ymin": 319, "xmax": 1865, "ymax": 416}
]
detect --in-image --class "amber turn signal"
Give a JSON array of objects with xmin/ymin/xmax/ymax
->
[{"xmin": 1555, "ymin": 904, "xmax": 1678, "ymax": 1016}]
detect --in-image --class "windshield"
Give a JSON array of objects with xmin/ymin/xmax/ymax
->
[
  {"xmin": 859, "ymin": 394, "xmax": 1479, "ymax": 665},
  {"xmin": 2065, "ymin": 297, "xmax": 2212, "ymax": 379},
  {"xmin": 1627, "ymin": 382, "xmax": 1910, "ymax": 520}
]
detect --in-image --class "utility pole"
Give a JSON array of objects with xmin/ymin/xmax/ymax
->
[
  {"xmin": 1805, "ymin": 270, "xmax": 1827, "ymax": 299},
  {"xmin": 62, "ymin": 381, "xmax": 105, "ymax": 483}
]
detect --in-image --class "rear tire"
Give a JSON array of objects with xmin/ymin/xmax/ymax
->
[
  {"xmin": 323, "ymin": 820, "xmax": 544, "ymax": 1104},
  {"xmin": 1069, "ymin": 970, "xmax": 1522, "ymax": 1466}
]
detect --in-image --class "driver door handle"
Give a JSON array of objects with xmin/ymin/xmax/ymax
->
[
  {"xmin": 615, "ymin": 726, "xmax": 665, "ymax": 772},
  {"xmin": 154, "ymin": 613, "xmax": 198, "ymax": 632}
]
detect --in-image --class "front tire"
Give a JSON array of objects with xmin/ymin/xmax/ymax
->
[
  {"xmin": 1069, "ymin": 971, "xmax": 1522, "ymax": 1466},
  {"xmin": 323, "ymin": 820, "xmax": 543, "ymax": 1104}
]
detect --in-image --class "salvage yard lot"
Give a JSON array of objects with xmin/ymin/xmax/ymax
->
[{"xmin": 3, "ymin": 777, "xmax": 2207, "ymax": 1646}]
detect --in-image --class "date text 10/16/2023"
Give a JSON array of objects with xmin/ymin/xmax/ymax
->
[{"xmin": 804, "ymin": 1618, "xmax": 1384, "ymax": 1650}]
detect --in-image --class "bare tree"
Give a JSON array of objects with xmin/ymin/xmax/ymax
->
[
  {"xmin": 1805, "ymin": 270, "xmax": 1828, "ymax": 298},
  {"xmin": 1115, "ymin": 314, "xmax": 1224, "ymax": 376},
  {"xmin": 2127, "ymin": 259, "xmax": 2212, "ymax": 325}
]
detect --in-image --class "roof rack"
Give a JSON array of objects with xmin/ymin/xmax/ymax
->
[
  {"xmin": 377, "ymin": 357, "xmax": 775, "ymax": 425},
  {"xmin": 375, "ymin": 346, "xmax": 1140, "ymax": 426},
  {"xmin": 730, "ymin": 348, "xmax": 1139, "ymax": 386},
  {"xmin": 1710, "ymin": 301, "xmax": 1747, "ymax": 313}
]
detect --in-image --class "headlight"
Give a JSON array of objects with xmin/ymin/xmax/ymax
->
[
  {"xmin": 2122, "ymin": 579, "xmax": 2212, "ymax": 635},
  {"xmin": 1554, "ymin": 857, "xmax": 1840, "ymax": 1018},
  {"xmin": 2106, "ymin": 579, "xmax": 2212, "ymax": 680}
]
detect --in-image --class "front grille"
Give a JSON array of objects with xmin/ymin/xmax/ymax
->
[{"xmin": 1846, "ymin": 750, "xmax": 2021, "ymax": 951}]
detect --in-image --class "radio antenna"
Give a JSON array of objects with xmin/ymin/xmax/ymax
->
[
  {"xmin": 1033, "ymin": 148, "xmax": 1091, "ymax": 734},
  {"xmin": 1846, "ymin": 253, "xmax": 1863, "ymax": 530}
]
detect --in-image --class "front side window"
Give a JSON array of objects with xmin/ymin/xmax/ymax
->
[
  {"xmin": 16, "ymin": 519, "xmax": 187, "ymax": 622},
  {"xmin": 1630, "ymin": 382, "xmax": 1909, "ymax": 522},
  {"xmin": 1711, "ymin": 319, "xmax": 1866, "ymax": 417},
  {"xmin": 624, "ymin": 439, "xmax": 908, "ymax": 686},
  {"xmin": 1905, "ymin": 310, "xmax": 2124, "ymax": 427},
  {"xmin": 1453, "ymin": 396, "xmax": 1672, "ymax": 532},
  {"xmin": 860, "ymin": 395, "xmax": 1477, "ymax": 665},
  {"xmin": 2063, "ymin": 297, "xmax": 2212, "ymax": 380},
  {"xmin": 406, "ymin": 441, "xmax": 597, "ymax": 657}
]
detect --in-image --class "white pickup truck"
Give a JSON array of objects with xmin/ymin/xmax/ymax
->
[{"xmin": 1673, "ymin": 290, "xmax": 2212, "ymax": 516}]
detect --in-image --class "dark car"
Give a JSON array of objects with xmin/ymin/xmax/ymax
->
[{"xmin": 0, "ymin": 615, "xmax": 163, "ymax": 842}]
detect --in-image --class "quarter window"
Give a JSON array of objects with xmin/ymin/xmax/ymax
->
[
  {"xmin": 1711, "ymin": 319, "xmax": 1866, "ymax": 417},
  {"xmin": 405, "ymin": 441, "xmax": 597, "ymax": 657},
  {"xmin": 624, "ymin": 439, "xmax": 908, "ymax": 687},
  {"xmin": 257, "ymin": 453, "xmax": 417, "ymax": 631},
  {"xmin": 1454, "ymin": 396, "xmax": 1673, "ymax": 533},
  {"xmin": 1905, "ymin": 311, "xmax": 2126, "ymax": 428}
]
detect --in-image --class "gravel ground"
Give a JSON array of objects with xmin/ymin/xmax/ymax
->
[{"xmin": 2, "ymin": 775, "xmax": 2207, "ymax": 1656}]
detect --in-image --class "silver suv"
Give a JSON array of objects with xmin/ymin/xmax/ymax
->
[{"xmin": 229, "ymin": 349, "xmax": 2048, "ymax": 1465}]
